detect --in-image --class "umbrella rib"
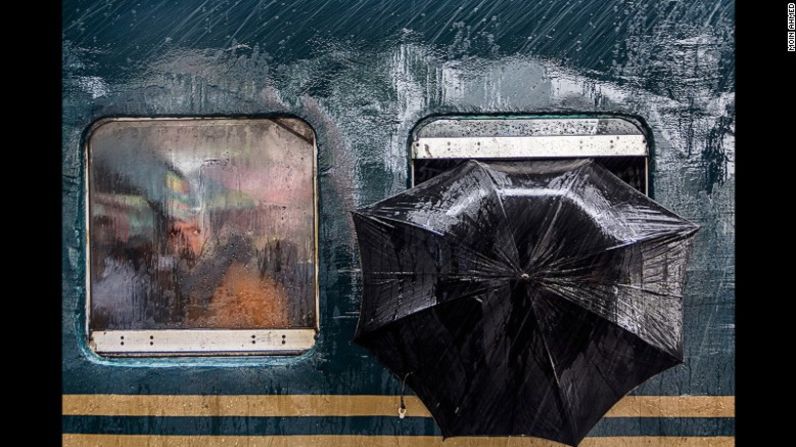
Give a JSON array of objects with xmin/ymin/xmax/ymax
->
[
  {"xmin": 473, "ymin": 161, "xmax": 522, "ymax": 272},
  {"xmin": 533, "ymin": 165, "xmax": 588, "ymax": 271},
  {"xmin": 524, "ymin": 197, "xmax": 567, "ymax": 273},
  {"xmin": 352, "ymin": 212, "xmax": 447, "ymax": 237},
  {"xmin": 526, "ymin": 294, "xmax": 578, "ymax": 441},
  {"xmin": 584, "ymin": 349, "xmax": 625, "ymax": 399},
  {"xmin": 360, "ymin": 278, "xmax": 511, "ymax": 332},
  {"xmin": 542, "ymin": 230, "xmax": 696, "ymax": 272},
  {"xmin": 361, "ymin": 214, "xmax": 516, "ymax": 276},
  {"xmin": 540, "ymin": 277, "xmax": 683, "ymax": 301},
  {"xmin": 536, "ymin": 280, "xmax": 682, "ymax": 359},
  {"xmin": 611, "ymin": 283, "xmax": 683, "ymax": 299},
  {"xmin": 537, "ymin": 280, "xmax": 641, "ymax": 322}
]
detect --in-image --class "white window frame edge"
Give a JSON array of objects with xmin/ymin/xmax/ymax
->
[
  {"xmin": 410, "ymin": 117, "xmax": 650, "ymax": 195},
  {"xmin": 83, "ymin": 117, "xmax": 320, "ymax": 357},
  {"xmin": 90, "ymin": 329, "xmax": 317, "ymax": 356}
]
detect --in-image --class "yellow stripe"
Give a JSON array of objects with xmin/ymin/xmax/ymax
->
[
  {"xmin": 62, "ymin": 435, "xmax": 735, "ymax": 447},
  {"xmin": 607, "ymin": 396, "xmax": 734, "ymax": 418},
  {"xmin": 62, "ymin": 395, "xmax": 734, "ymax": 418}
]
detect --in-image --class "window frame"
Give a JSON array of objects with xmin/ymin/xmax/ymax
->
[
  {"xmin": 84, "ymin": 117, "xmax": 320, "ymax": 357},
  {"xmin": 409, "ymin": 116, "xmax": 650, "ymax": 195}
]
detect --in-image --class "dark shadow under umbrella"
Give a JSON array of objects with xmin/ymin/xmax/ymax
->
[{"xmin": 351, "ymin": 159, "xmax": 699, "ymax": 446}]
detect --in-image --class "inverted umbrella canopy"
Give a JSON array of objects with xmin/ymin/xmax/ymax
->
[{"xmin": 351, "ymin": 159, "xmax": 699, "ymax": 446}]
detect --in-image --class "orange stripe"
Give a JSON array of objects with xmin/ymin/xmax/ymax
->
[{"xmin": 62, "ymin": 394, "xmax": 734, "ymax": 418}]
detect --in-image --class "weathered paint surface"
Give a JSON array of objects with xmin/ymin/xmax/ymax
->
[{"xmin": 62, "ymin": 0, "xmax": 734, "ymax": 440}]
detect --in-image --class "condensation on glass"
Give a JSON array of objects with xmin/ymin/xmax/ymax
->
[{"xmin": 86, "ymin": 118, "xmax": 318, "ymax": 355}]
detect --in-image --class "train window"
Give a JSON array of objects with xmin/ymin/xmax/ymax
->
[
  {"xmin": 411, "ymin": 116, "xmax": 650, "ymax": 195},
  {"xmin": 86, "ymin": 117, "xmax": 318, "ymax": 356}
]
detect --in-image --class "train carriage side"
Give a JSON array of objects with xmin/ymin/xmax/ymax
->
[{"xmin": 62, "ymin": 1, "xmax": 735, "ymax": 445}]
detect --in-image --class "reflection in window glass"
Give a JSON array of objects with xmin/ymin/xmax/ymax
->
[{"xmin": 88, "ymin": 118, "xmax": 317, "ymax": 333}]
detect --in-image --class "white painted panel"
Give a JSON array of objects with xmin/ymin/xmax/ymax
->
[
  {"xmin": 413, "ymin": 135, "xmax": 647, "ymax": 159},
  {"xmin": 91, "ymin": 329, "xmax": 316, "ymax": 355}
]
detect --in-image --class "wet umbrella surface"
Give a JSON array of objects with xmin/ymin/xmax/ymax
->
[{"xmin": 352, "ymin": 159, "xmax": 699, "ymax": 446}]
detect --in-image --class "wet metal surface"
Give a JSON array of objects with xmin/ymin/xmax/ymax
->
[{"xmin": 62, "ymin": 0, "xmax": 734, "ymax": 439}]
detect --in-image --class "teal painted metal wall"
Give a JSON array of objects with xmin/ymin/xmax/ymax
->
[{"xmin": 62, "ymin": 0, "xmax": 734, "ymax": 438}]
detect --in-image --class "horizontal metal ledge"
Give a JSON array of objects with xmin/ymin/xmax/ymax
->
[
  {"xmin": 415, "ymin": 118, "xmax": 644, "ymax": 138},
  {"xmin": 90, "ymin": 329, "xmax": 316, "ymax": 356},
  {"xmin": 413, "ymin": 135, "xmax": 647, "ymax": 159}
]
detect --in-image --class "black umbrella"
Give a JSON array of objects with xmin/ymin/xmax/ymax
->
[{"xmin": 351, "ymin": 159, "xmax": 699, "ymax": 446}]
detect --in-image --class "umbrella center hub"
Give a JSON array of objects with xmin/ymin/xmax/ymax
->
[{"xmin": 519, "ymin": 273, "xmax": 531, "ymax": 282}]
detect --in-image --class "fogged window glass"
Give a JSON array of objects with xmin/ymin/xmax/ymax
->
[{"xmin": 88, "ymin": 118, "xmax": 317, "ymax": 331}]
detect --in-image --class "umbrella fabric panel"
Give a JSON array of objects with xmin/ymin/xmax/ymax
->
[
  {"xmin": 538, "ymin": 235, "xmax": 694, "ymax": 357},
  {"xmin": 352, "ymin": 159, "xmax": 700, "ymax": 445},
  {"xmin": 486, "ymin": 160, "xmax": 698, "ymax": 246},
  {"xmin": 358, "ymin": 285, "xmax": 682, "ymax": 444},
  {"xmin": 352, "ymin": 213, "xmax": 523, "ymax": 335},
  {"xmin": 355, "ymin": 160, "xmax": 698, "ymax": 348},
  {"xmin": 529, "ymin": 287, "xmax": 682, "ymax": 443},
  {"xmin": 359, "ymin": 161, "xmax": 522, "ymax": 273},
  {"xmin": 357, "ymin": 285, "xmax": 573, "ymax": 441}
]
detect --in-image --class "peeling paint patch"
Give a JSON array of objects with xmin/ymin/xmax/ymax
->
[{"xmin": 77, "ymin": 76, "xmax": 109, "ymax": 99}]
